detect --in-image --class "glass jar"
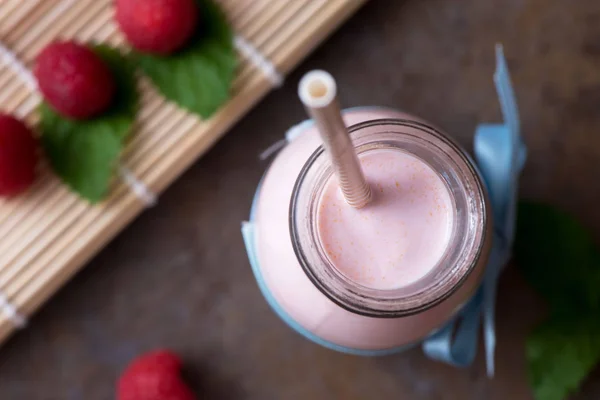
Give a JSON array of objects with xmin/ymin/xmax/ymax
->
[{"xmin": 246, "ymin": 107, "xmax": 492, "ymax": 353}]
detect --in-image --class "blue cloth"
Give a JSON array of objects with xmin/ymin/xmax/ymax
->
[{"xmin": 242, "ymin": 45, "xmax": 525, "ymax": 376}]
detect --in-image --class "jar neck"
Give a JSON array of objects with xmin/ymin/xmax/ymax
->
[{"xmin": 290, "ymin": 118, "xmax": 489, "ymax": 318}]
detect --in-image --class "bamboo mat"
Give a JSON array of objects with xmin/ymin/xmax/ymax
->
[{"xmin": 0, "ymin": 0, "xmax": 366, "ymax": 345}]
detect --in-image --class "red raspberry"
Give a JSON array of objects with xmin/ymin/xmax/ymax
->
[
  {"xmin": 0, "ymin": 114, "xmax": 38, "ymax": 197},
  {"xmin": 34, "ymin": 41, "xmax": 116, "ymax": 120},
  {"xmin": 116, "ymin": 0, "xmax": 199, "ymax": 55},
  {"xmin": 117, "ymin": 350, "xmax": 196, "ymax": 400}
]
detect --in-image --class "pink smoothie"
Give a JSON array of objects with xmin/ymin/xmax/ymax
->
[{"xmin": 317, "ymin": 149, "xmax": 454, "ymax": 290}]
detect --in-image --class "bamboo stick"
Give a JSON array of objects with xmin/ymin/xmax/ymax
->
[{"xmin": 0, "ymin": 0, "xmax": 41, "ymax": 36}]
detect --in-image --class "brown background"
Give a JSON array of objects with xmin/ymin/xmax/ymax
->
[{"xmin": 1, "ymin": 0, "xmax": 600, "ymax": 399}]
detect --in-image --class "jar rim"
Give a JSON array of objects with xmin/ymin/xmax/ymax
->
[{"xmin": 289, "ymin": 118, "xmax": 490, "ymax": 318}]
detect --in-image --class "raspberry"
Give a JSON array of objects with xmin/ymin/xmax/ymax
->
[
  {"xmin": 117, "ymin": 350, "xmax": 196, "ymax": 400},
  {"xmin": 34, "ymin": 41, "xmax": 116, "ymax": 120},
  {"xmin": 116, "ymin": 0, "xmax": 199, "ymax": 55},
  {"xmin": 0, "ymin": 114, "xmax": 38, "ymax": 197}
]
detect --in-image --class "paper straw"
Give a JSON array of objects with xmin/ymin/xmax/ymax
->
[{"xmin": 298, "ymin": 70, "xmax": 371, "ymax": 208}]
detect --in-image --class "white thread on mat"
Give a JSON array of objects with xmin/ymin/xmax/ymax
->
[
  {"xmin": 234, "ymin": 36, "xmax": 284, "ymax": 87},
  {"xmin": 0, "ymin": 40, "xmax": 39, "ymax": 119},
  {"xmin": 0, "ymin": 291, "xmax": 27, "ymax": 329},
  {"xmin": 119, "ymin": 166, "xmax": 158, "ymax": 207},
  {"xmin": 0, "ymin": 42, "xmax": 36, "ymax": 91}
]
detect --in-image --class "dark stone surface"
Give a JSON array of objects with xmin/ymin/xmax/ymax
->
[{"xmin": 2, "ymin": 0, "xmax": 600, "ymax": 399}]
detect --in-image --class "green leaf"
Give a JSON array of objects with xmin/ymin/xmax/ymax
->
[
  {"xmin": 515, "ymin": 201, "xmax": 600, "ymax": 313},
  {"xmin": 40, "ymin": 45, "xmax": 138, "ymax": 203},
  {"xmin": 134, "ymin": 0, "xmax": 237, "ymax": 118},
  {"xmin": 516, "ymin": 201, "xmax": 600, "ymax": 399},
  {"xmin": 527, "ymin": 315, "xmax": 600, "ymax": 400}
]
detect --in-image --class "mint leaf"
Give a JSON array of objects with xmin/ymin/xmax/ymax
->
[
  {"xmin": 527, "ymin": 316, "xmax": 600, "ymax": 400},
  {"xmin": 515, "ymin": 202, "xmax": 600, "ymax": 313},
  {"xmin": 516, "ymin": 201, "xmax": 600, "ymax": 400},
  {"xmin": 40, "ymin": 46, "xmax": 138, "ymax": 203},
  {"xmin": 134, "ymin": 0, "xmax": 237, "ymax": 118}
]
